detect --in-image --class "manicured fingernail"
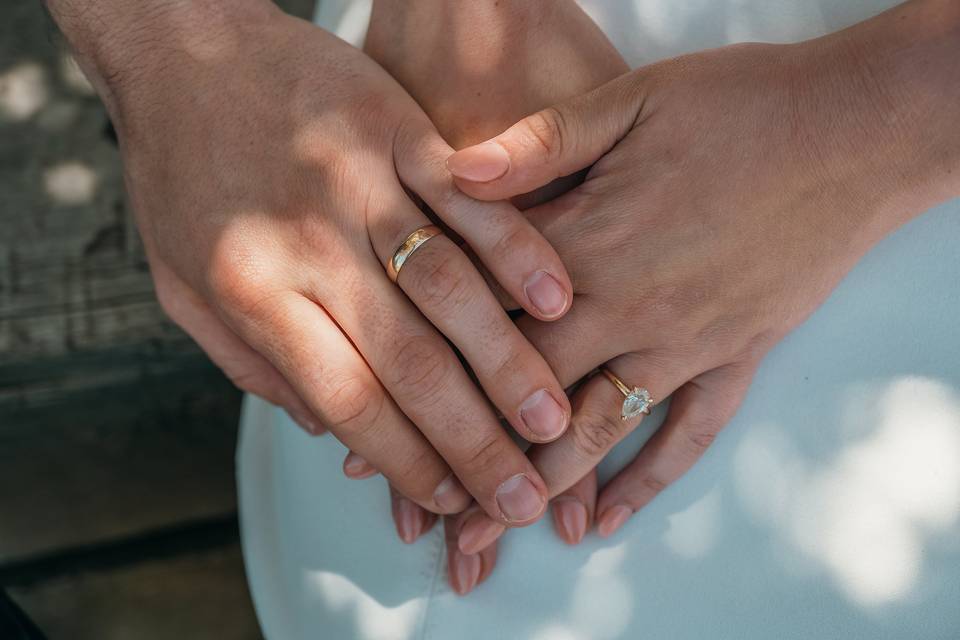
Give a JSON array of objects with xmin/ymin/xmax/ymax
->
[
  {"xmin": 451, "ymin": 551, "xmax": 482, "ymax": 595},
  {"xmin": 597, "ymin": 505, "xmax": 633, "ymax": 538},
  {"xmin": 552, "ymin": 498, "xmax": 588, "ymax": 545},
  {"xmin": 520, "ymin": 389, "xmax": 568, "ymax": 441},
  {"xmin": 395, "ymin": 498, "xmax": 424, "ymax": 544},
  {"xmin": 496, "ymin": 474, "xmax": 546, "ymax": 523},
  {"xmin": 343, "ymin": 452, "xmax": 376, "ymax": 478},
  {"xmin": 458, "ymin": 512, "xmax": 505, "ymax": 555},
  {"xmin": 289, "ymin": 410, "xmax": 324, "ymax": 435},
  {"xmin": 434, "ymin": 474, "xmax": 470, "ymax": 513},
  {"xmin": 524, "ymin": 270, "xmax": 568, "ymax": 319},
  {"xmin": 446, "ymin": 141, "xmax": 510, "ymax": 182}
]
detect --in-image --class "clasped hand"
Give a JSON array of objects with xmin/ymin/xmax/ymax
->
[{"xmin": 78, "ymin": 0, "xmax": 956, "ymax": 597}]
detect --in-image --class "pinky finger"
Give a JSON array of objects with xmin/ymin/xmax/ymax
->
[
  {"xmin": 595, "ymin": 363, "xmax": 756, "ymax": 537},
  {"xmin": 343, "ymin": 451, "xmax": 379, "ymax": 480},
  {"xmin": 390, "ymin": 485, "xmax": 437, "ymax": 545},
  {"xmin": 551, "ymin": 468, "xmax": 597, "ymax": 545},
  {"xmin": 444, "ymin": 515, "xmax": 499, "ymax": 596}
]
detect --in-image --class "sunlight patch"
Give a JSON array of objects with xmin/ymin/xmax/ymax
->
[
  {"xmin": 735, "ymin": 377, "xmax": 960, "ymax": 606},
  {"xmin": 662, "ymin": 486, "xmax": 721, "ymax": 558},
  {"xmin": 44, "ymin": 161, "xmax": 98, "ymax": 205},
  {"xmin": 304, "ymin": 570, "xmax": 423, "ymax": 640},
  {"xmin": 0, "ymin": 61, "xmax": 49, "ymax": 121}
]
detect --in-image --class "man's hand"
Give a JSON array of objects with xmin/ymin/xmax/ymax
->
[{"xmin": 45, "ymin": 0, "xmax": 584, "ymax": 527}]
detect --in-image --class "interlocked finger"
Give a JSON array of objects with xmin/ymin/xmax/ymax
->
[
  {"xmin": 594, "ymin": 363, "xmax": 755, "ymax": 536},
  {"xmin": 528, "ymin": 352, "xmax": 689, "ymax": 499}
]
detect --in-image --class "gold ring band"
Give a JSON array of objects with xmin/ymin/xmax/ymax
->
[
  {"xmin": 600, "ymin": 368, "xmax": 654, "ymax": 420},
  {"xmin": 387, "ymin": 225, "xmax": 443, "ymax": 283}
]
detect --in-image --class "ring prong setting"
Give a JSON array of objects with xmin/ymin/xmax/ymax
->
[{"xmin": 621, "ymin": 387, "xmax": 652, "ymax": 421}]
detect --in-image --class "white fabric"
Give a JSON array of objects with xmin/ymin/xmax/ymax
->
[{"xmin": 238, "ymin": 2, "xmax": 960, "ymax": 638}]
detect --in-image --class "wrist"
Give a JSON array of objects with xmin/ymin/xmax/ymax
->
[
  {"xmin": 801, "ymin": 0, "xmax": 960, "ymax": 239},
  {"xmin": 46, "ymin": 0, "xmax": 276, "ymax": 117},
  {"xmin": 371, "ymin": 0, "xmax": 572, "ymax": 38}
]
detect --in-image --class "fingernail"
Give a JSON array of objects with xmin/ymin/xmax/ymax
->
[
  {"xmin": 446, "ymin": 141, "xmax": 510, "ymax": 182},
  {"xmin": 520, "ymin": 389, "xmax": 568, "ymax": 441},
  {"xmin": 524, "ymin": 270, "xmax": 568, "ymax": 319},
  {"xmin": 458, "ymin": 512, "xmax": 505, "ymax": 554},
  {"xmin": 434, "ymin": 474, "xmax": 470, "ymax": 513},
  {"xmin": 343, "ymin": 452, "xmax": 376, "ymax": 478},
  {"xmin": 451, "ymin": 551, "xmax": 482, "ymax": 595},
  {"xmin": 495, "ymin": 474, "xmax": 546, "ymax": 523},
  {"xmin": 552, "ymin": 498, "xmax": 588, "ymax": 545},
  {"xmin": 395, "ymin": 498, "xmax": 424, "ymax": 544},
  {"xmin": 597, "ymin": 505, "xmax": 633, "ymax": 538},
  {"xmin": 289, "ymin": 410, "xmax": 324, "ymax": 435}
]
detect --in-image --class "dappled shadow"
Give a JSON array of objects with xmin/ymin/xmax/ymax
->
[{"xmin": 238, "ymin": 2, "xmax": 960, "ymax": 639}]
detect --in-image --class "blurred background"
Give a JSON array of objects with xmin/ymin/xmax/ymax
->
[{"xmin": 1, "ymin": 1, "xmax": 313, "ymax": 637}]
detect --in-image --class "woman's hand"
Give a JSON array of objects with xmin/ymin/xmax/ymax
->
[
  {"xmin": 362, "ymin": 0, "xmax": 629, "ymax": 593},
  {"xmin": 448, "ymin": 0, "xmax": 960, "ymax": 547},
  {"xmin": 52, "ymin": 0, "xmax": 585, "ymax": 526}
]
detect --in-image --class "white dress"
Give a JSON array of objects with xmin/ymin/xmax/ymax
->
[{"xmin": 238, "ymin": 2, "xmax": 960, "ymax": 638}]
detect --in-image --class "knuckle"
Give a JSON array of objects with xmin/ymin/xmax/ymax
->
[
  {"xmin": 387, "ymin": 335, "xmax": 454, "ymax": 405},
  {"xmin": 320, "ymin": 372, "xmax": 384, "ymax": 434},
  {"xmin": 490, "ymin": 347, "xmax": 526, "ymax": 384},
  {"xmin": 683, "ymin": 427, "xmax": 718, "ymax": 455},
  {"xmin": 458, "ymin": 436, "xmax": 510, "ymax": 479},
  {"xmin": 489, "ymin": 223, "xmax": 534, "ymax": 269},
  {"xmin": 423, "ymin": 180, "xmax": 459, "ymax": 215},
  {"xmin": 571, "ymin": 409, "xmax": 628, "ymax": 458},
  {"xmin": 404, "ymin": 248, "xmax": 473, "ymax": 317},
  {"xmin": 525, "ymin": 107, "xmax": 567, "ymax": 161},
  {"xmin": 389, "ymin": 448, "xmax": 441, "ymax": 495},
  {"xmin": 679, "ymin": 420, "xmax": 722, "ymax": 460},
  {"xmin": 640, "ymin": 474, "xmax": 668, "ymax": 496},
  {"xmin": 205, "ymin": 246, "xmax": 275, "ymax": 318}
]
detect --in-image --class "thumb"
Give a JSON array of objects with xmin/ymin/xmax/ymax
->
[{"xmin": 446, "ymin": 71, "xmax": 645, "ymax": 201}]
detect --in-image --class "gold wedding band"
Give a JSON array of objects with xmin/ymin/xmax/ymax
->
[
  {"xmin": 600, "ymin": 368, "xmax": 654, "ymax": 420},
  {"xmin": 387, "ymin": 225, "xmax": 443, "ymax": 283}
]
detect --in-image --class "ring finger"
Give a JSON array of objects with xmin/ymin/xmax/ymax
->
[
  {"xmin": 321, "ymin": 237, "xmax": 551, "ymax": 526},
  {"xmin": 529, "ymin": 352, "xmax": 689, "ymax": 498},
  {"xmin": 368, "ymin": 195, "xmax": 572, "ymax": 444},
  {"xmin": 594, "ymin": 362, "xmax": 755, "ymax": 537}
]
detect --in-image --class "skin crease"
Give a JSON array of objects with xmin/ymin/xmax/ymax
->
[
  {"xmin": 46, "ymin": 0, "xmax": 959, "ymax": 601},
  {"xmin": 363, "ymin": 0, "xmax": 629, "ymax": 594},
  {"xmin": 448, "ymin": 0, "xmax": 960, "ymax": 568},
  {"xmin": 45, "ymin": 0, "xmax": 590, "ymax": 528}
]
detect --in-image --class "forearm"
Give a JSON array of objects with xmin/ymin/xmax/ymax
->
[
  {"xmin": 816, "ymin": 0, "xmax": 960, "ymax": 228},
  {"xmin": 368, "ymin": 0, "xmax": 586, "ymax": 73},
  {"xmin": 371, "ymin": 0, "xmax": 569, "ymax": 32},
  {"xmin": 44, "ymin": 0, "xmax": 273, "ymax": 114}
]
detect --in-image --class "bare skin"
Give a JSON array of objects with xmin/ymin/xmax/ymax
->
[
  {"xmin": 448, "ymin": 0, "xmax": 960, "ymax": 558},
  {"xmin": 44, "ymin": 0, "xmax": 586, "ymax": 527},
  {"xmin": 363, "ymin": 0, "xmax": 629, "ymax": 593}
]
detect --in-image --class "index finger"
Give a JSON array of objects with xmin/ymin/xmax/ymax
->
[{"xmin": 394, "ymin": 121, "xmax": 573, "ymax": 322}]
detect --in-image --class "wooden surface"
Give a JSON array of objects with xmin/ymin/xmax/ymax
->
[
  {"xmin": 8, "ymin": 544, "xmax": 262, "ymax": 640},
  {"xmin": 1, "ymin": 0, "xmax": 316, "ymax": 637}
]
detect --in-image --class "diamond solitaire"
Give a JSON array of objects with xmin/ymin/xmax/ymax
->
[
  {"xmin": 620, "ymin": 387, "xmax": 652, "ymax": 420},
  {"xmin": 600, "ymin": 368, "xmax": 655, "ymax": 421}
]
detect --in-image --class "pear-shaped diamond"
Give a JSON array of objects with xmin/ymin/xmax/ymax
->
[{"xmin": 621, "ymin": 387, "xmax": 652, "ymax": 420}]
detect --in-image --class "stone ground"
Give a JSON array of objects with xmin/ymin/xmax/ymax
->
[{"xmin": 1, "ymin": 0, "xmax": 314, "ymax": 637}]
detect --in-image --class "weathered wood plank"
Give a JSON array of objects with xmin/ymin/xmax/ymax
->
[
  {"xmin": 8, "ymin": 544, "xmax": 263, "ymax": 640},
  {"xmin": 0, "ymin": 350, "xmax": 243, "ymax": 562}
]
